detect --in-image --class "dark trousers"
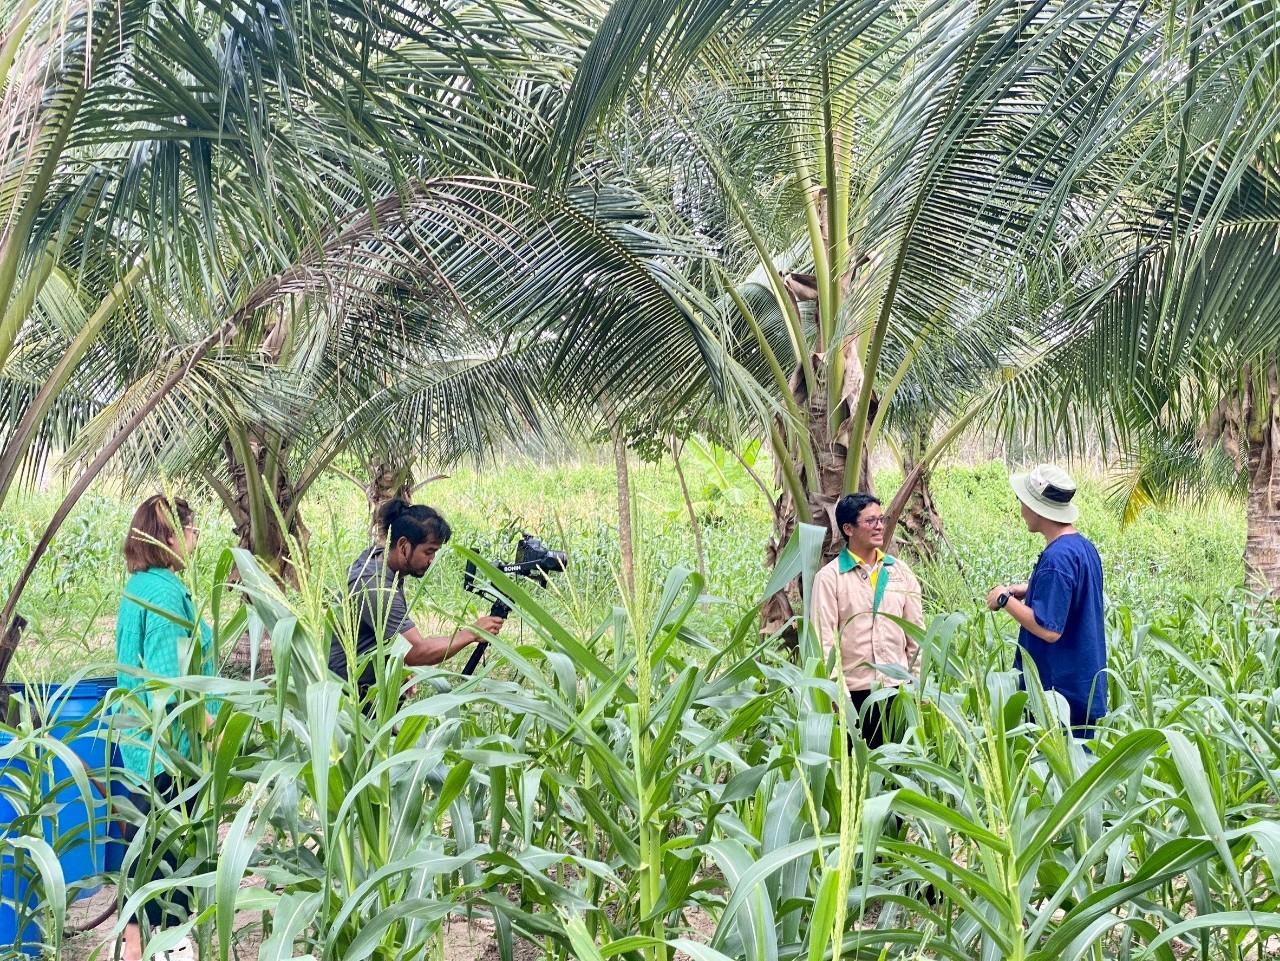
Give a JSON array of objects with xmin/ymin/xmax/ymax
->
[
  {"xmin": 129, "ymin": 774, "xmax": 193, "ymax": 928},
  {"xmin": 849, "ymin": 688, "xmax": 896, "ymax": 749},
  {"xmin": 848, "ymin": 689, "xmax": 914, "ymax": 848},
  {"xmin": 1066, "ymin": 699, "xmax": 1102, "ymax": 740},
  {"xmin": 1021, "ymin": 691, "xmax": 1101, "ymax": 739}
]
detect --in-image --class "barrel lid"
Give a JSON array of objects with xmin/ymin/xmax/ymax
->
[{"xmin": 3, "ymin": 676, "xmax": 116, "ymax": 698}]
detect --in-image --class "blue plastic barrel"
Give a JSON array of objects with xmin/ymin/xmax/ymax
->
[
  {"xmin": 42, "ymin": 677, "xmax": 118, "ymax": 890},
  {"xmin": 0, "ymin": 743, "xmax": 40, "ymax": 952},
  {"xmin": 0, "ymin": 676, "xmax": 119, "ymax": 952}
]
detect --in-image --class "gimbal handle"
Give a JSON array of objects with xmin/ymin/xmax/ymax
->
[
  {"xmin": 460, "ymin": 598, "xmax": 510, "ymax": 676},
  {"xmin": 460, "ymin": 554, "xmax": 553, "ymax": 676}
]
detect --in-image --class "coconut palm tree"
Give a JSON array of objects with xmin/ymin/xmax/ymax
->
[
  {"xmin": 983, "ymin": 0, "xmax": 1280, "ymax": 592},
  {"xmin": 0, "ymin": 0, "xmax": 581, "ymax": 504},
  {"xmin": 74, "ymin": 177, "xmax": 727, "ymax": 577},
  {"xmin": 545, "ymin": 0, "xmax": 1280, "ymax": 608},
  {"xmin": 1009, "ymin": 201, "xmax": 1280, "ymax": 593},
  {"xmin": 1, "ymin": 0, "xmax": 438, "ymax": 666},
  {"xmin": 0, "ymin": 0, "xmax": 741, "ymax": 668}
]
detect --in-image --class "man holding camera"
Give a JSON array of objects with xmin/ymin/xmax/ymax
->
[
  {"xmin": 986, "ymin": 464, "xmax": 1107, "ymax": 737},
  {"xmin": 813, "ymin": 493, "xmax": 925, "ymax": 747},
  {"xmin": 329, "ymin": 498, "xmax": 503, "ymax": 697}
]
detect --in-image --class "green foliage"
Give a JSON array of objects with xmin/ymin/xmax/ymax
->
[
  {"xmin": 900, "ymin": 463, "xmax": 1246, "ymax": 615},
  {"xmin": 3, "ymin": 460, "xmax": 1248, "ymax": 682},
  {"xmin": 6, "ymin": 532, "xmax": 1279, "ymax": 961},
  {"xmin": 668, "ymin": 437, "xmax": 763, "ymax": 525}
]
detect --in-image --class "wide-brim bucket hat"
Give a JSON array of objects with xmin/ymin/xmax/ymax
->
[{"xmin": 1010, "ymin": 463, "xmax": 1079, "ymax": 524}]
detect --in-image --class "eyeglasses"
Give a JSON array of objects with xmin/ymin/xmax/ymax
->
[
  {"xmin": 860, "ymin": 516, "xmax": 886, "ymax": 528},
  {"xmin": 184, "ymin": 525, "xmax": 201, "ymax": 537}
]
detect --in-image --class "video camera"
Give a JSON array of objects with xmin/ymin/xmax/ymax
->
[
  {"xmin": 460, "ymin": 533, "xmax": 568, "ymax": 674},
  {"xmin": 463, "ymin": 533, "xmax": 568, "ymax": 619}
]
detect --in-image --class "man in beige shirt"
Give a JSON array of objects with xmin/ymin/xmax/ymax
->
[{"xmin": 813, "ymin": 493, "xmax": 924, "ymax": 747}]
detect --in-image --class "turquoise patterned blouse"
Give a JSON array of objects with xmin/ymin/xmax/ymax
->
[{"xmin": 114, "ymin": 567, "xmax": 216, "ymax": 778}]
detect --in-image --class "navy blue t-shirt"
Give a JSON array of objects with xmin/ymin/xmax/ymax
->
[{"xmin": 1014, "ymin": 533, "xmax": 1107, "ymax": 724}]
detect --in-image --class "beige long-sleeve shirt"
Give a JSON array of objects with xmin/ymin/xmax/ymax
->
[{"xmin": 812, "ymin": 548, "xmax": 924, "ymax": 691}]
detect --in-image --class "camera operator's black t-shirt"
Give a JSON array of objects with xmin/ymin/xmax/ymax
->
[{"xmin": 328, "ymin": 546, "xmax": 416, "ymax": 691}]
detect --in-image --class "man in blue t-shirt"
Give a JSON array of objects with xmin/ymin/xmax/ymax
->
[{"xmin": 986, "ymin": 464, "xmax": 1107, "ymax": 737}]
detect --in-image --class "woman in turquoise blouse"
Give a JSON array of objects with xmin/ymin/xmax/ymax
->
[{"xmin": 115, "ymin": 494, "xmax": 214, "ymax": 961}]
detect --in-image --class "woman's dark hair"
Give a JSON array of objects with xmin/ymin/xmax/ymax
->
[
  {"xmin": 835, "ymin": 492, "xmax": 881, "ymax": 539},
  {"xmin": 377, "ymin": 499, "xmax": 451, "ymax": 547},
  {"xmin": 124, "ymin": 495, "xmax": 194, "ymax": 573}
]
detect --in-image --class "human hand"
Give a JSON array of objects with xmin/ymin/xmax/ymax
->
[
  {"xmin": 474, "ymin": 615, "xmax": 505, "ymax": 635},
  {"xmin": 453, "ymin": 615, "xmax": 505, "ymax": 649},
  {"xmin": 986, "ymin": 586, "xmax": 1007, "ymax": 611}
]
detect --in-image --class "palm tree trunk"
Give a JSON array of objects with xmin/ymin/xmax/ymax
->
[
  {"xmin": 895, "ymin": 422, "xmax": 944, "ymax": 562},
  {"xmin": 761, "ymin": 277, "xmax": 874, "ymax": 638},
  {"xmin": 215, "ymin": 430, "xmax": 306, "ymax": 673},
  {"xmin": 366, "ymin": 460, "xmax": 414, "ymax": 539},
  {"xmin": 218, "ymin": 300, "xmax": 311, "ymax": 583},
  {"xmin": 896, "ymin": 465, "xmax": 943, "ymax": 562},
  {"xmin": 798, "ymin": 355, "xmax": 867, "ymax": 558},
  {"xmin": 1245, "ymin": 364, "xmax": 1280, "ymax": 594},
  {"xmin": 224, "ymin": 431, "xmax": 309, "ymax": 586}
]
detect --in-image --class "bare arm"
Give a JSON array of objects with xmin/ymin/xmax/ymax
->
[
  {"xmin": 401, "ymin": 616, "xmax": 504, "ymax": 666},
  {"xmin": 1003, "ymin": 597, "xmax": 1062, "ymax": 643}
]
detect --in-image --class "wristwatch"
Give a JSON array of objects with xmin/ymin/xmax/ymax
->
[{"xmin": 996, "ymin": 591, "xmax": 1011, "ymax": 610}]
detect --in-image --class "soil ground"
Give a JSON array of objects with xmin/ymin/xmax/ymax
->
[{"xmin": 62, "ymin": 888, "xmax": 720, "ymax": 960}]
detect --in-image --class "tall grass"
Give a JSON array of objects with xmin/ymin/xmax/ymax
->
[
  {"xmin": 1, "ymin": 459, "xmax": 1248, "ymax": 683},
  {"xmin": 907, "ymin": 462, "xmax": 1246, "ymax": 613}
]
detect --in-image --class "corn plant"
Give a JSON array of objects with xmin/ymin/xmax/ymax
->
[{"xmin": 25, "ymin": 532, "xmax": 1276, "ymax": 961}]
